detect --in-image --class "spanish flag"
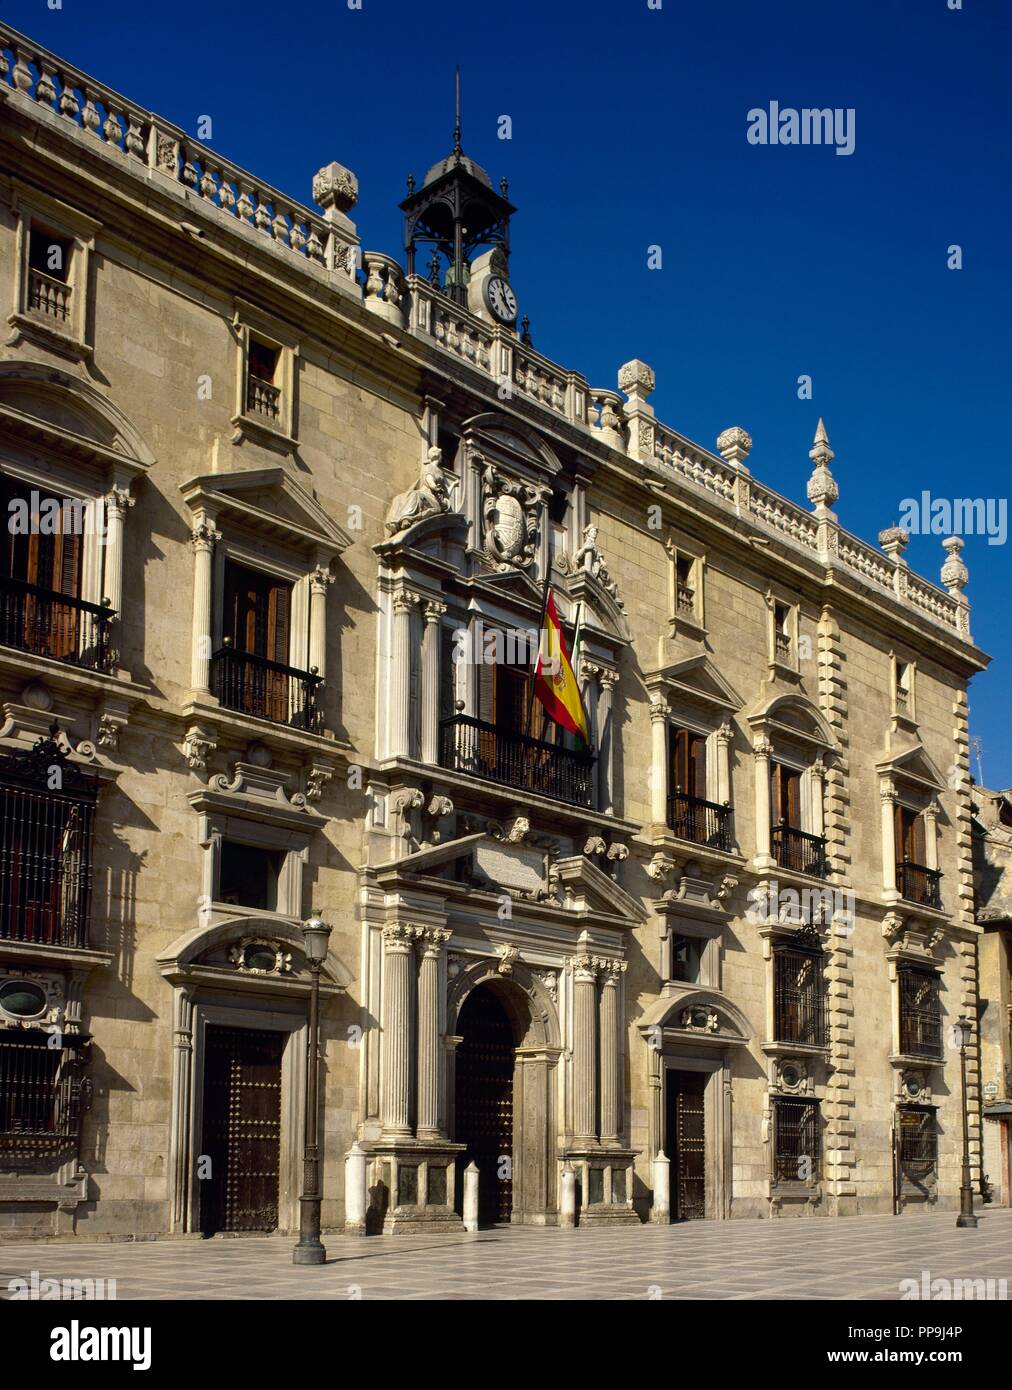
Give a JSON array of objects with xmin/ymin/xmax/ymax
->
[{"xmin": 533, "ymin": 590, "xmax": 590, "ymax": 743}]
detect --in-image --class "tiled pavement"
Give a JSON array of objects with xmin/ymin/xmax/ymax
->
[{"xmin": 2, "ymin": 1208, "xmax": 1010, "ymax": 1300}]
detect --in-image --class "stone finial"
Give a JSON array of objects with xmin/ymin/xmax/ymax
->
[
  {"xmin": 806, "ymin": 418, "xmax": 838, "ymax": 512},
  {"xmin": 716, "ymin": 426, "xmax": 752, "ymax": 467},
  {"xmin": 617, "ymin": 359, "xmax": 655, "ymax": 402},
  {"xmin": 940, "ymin": 535, "xmax": 969, "ymax": 594},
  {"xmin": 312, "ymin": 161, "xmax": 358, "ymax": 216},
  {"xmin": 878, "ymin": 526, "xmax": 910, "ymax": 563}
]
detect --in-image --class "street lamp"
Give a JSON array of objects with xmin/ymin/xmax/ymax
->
[
  {"xmin": 293, "ymin": 910, "xmax": 332, "ymax": 1265},
  {"xmin": 953, "ymin": 1016, "xmax": 978, "ymax": 1229}
]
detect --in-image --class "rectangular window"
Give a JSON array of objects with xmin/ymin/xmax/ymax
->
[
  {"xmin": 897, "ymin": 1106, "xmax": 938, "ymax": 1188},
  {"xmin": 0, "ymin": 478, "xmax": 91, "ymax": 664},
  {"xmin": 669, "ymin": 726, "xmax": 706, "ymax": 798},
  {"xmin": 671, "ymin": 935, "xmax": 702, "ymax": 984},
  {"xmin": 898, "ymin": 967, "xmax": 943, "ymax": 1059},
  {"xmin": 771, "ymin": 762, "xmax": 802, "ymax": 829},
  {"xmin": 894, "ymin": 807, "xmax": 940, "ymax": 906},
  {"xmin": 675, "ymin": 554, "xmax": 695, "ymax": 614},
  {"xmin": 774, "ymin": 943, "xmax": 827, "ymax": 1046},
  {"xmin": 773, "ymin": 602, "xmax": 792, "ymax": 660},
  {"xmin": 218, "ymin": 841, "xmax": 283, "ymax": 912},
  {"xmin": 29, "ymin": 226, "xmax": 72, "ymax": 283},
  {"xmin": 27, "ymin": 225, "xmax": 73, "ymax": 324},
  {"xmin": 213, "ymin": 561, "xmax": 319, "ymax": 728},
  {"xmin": 772, "ymin": 1097, "xmax": 821, "ymax": 1184},
  {"xmin": 246, "ymin": 337, "xmax": 282, "ymax": 422},
  {"xmin": 896, "ymin": 661, "xmax": 912, "ymax": 710},
  {"xmin": 0, "ymin": 1035, "xmax": 85, "ymax": 1145}
]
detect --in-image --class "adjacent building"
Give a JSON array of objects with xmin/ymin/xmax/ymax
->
[
  {"xmin": 973, "ymin": 787, "xmax": 1012, "ymax": 1205},
  {"xmin": 0, "ymin": 20, "xmax": 994, "ymax": 1240}
]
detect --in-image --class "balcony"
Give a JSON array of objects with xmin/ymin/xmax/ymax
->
[
  {"xmin": 771, "ymin": 822, "xmax": 829, "ymax": 879},
  {"xmin": 211, "ymin": 642, "xmax": 322, "ymax": 732},
  {"xmin": 0, "ymin": 576, "xmax": 115, "ymax": 673},
  {"xmin": 246, "ymin": 375, "xmax": 282, "ymax": 423},
  {"xmin": 667, "ymin": 792, "xmax": 733, "ymax": 852},
  {"xmin": 28, "ymin": 267, "xmax": 72, "ymax": 324},
  {"xmin": 0, "ymin": 735, "xmax": 97, "ymax": 950},
  {"xmin": 439, "ymin": 713, "xmax": 595, "ymax": 808},
  {"xmin": 896, "ymin": 860, "xmax": 942, "ymax": 910}
]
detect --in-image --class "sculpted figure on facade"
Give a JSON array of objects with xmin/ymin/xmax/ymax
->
[{"xmin": 384, "ymin": 446, "xmax": 453, "ymax": 536}]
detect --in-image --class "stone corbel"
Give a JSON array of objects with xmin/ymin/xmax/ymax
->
[
  {"xmin": 646, "ymin": 851, "xmax": 677, "ymax": 887},
  {"xmin": 490, "ymin": 813, "xmax": 529, "ymax": 844},
  {"xmin": 304, "ymin": 758, "xmax": 336, "ymax": 804},
  {"xmin": 183, "ymin": 723, "xmax": 217, "ymax": 773},
  {"xmin": 423, "ymin": 795, "xmax": 454, "ymax": 845},
  {"xmin": 393, "ymin": 788, "xmax": 425, "ymax": 849},
  {"xmin": 496, "ymin": 944, "xmax": 520, "ymax": 975}
]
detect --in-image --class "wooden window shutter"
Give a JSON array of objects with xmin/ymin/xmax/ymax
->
[
  {"xmin": 786, "ymin": 769, "xmax": 800, "ymax": 828},
  {"xmin": 479, "ymin": 656, "xmax": 495, "ymax": 724},
  {"xmin": 439, "ymin": 625, "xmax": 456, "ymax": 720},
  {"xmin": 690, "ymin": 733, "xmax": 706, "ymax": 798},
  {"xmin": 266, "ymin": 580, "xmax": 290, "ymax": 665},
  {"xmin": 671, "ymin": 727, "xmax": 689, "ymax": 793}
]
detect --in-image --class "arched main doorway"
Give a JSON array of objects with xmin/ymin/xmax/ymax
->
[{"xmin": 454, "ymin": 984, "xmax": 517, "ymax": 1225}]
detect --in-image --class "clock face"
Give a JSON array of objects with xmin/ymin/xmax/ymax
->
[{"xmin": 485, "ymin": 275, "xmax": 518, "ymax": 324}]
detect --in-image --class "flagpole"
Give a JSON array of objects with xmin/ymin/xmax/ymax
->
[{"xmin": 524, "ymin": 560, "xmax": 553, "ymax": 744}]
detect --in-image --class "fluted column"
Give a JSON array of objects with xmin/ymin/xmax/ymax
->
[
  {"xmin": 810, "ymin": 755, "xmax": 827, "ymax": 840},
  {"xmin": 715, "ymin": 719, "xmax": 733, "ymax": 808},
  {"xmin": 753, "ymin": 735, "xmax": 774, "ymax": 868},
  {"xmin": 390, "ymin": 592, "xmax": 417, "ymax": 759},
  {"xmin": 649, "ymin": 697, "xmax": 669, "ymax": 826},
  {"xmin": 880, "ymin": 776, "xmax": 898, "ymax": 896},
  {"xmin": 598, "ymin": 960, "xmax": 625, "ymax": 1146},
  {"xmin": 421, "ymin": 601, "xmax": 446, "ymax": 766},
  {"xmin": 308, "ymin": 563, "xmax": 333, "ymax": 680},
  {"xmin": 416, "ymin": 927, "xmax": 450, "ymax": 1140},
  {"xmin": 572, "ymin": 950, "xmax": 599, "ymax": 1144},
  {"xmin": 381, "ymin": 924, "xmax": 416, "ymax": 1137},
  {"xmin": 169, "ymin": 987, "xmax": 195, "ymax": 1231},
  {"xmin": 102, "ymin": 485, "xmax": 133, "ymax": 617},
  {"xmin": 923, "ymin": 798, "xmax": 940, "ymax": 871},
  {"xmin": 582, "ymin": 660, "xmax": 601, "ymax": 807},
  {"xmin": 598, "ymin": 669, "xmax": 617, "ymax": 815},
  {"xmin": 189, "ymin": 518, "xmax": 221, "ymax": 694}
]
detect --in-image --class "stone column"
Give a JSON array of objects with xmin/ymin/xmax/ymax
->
[
  {"xmin": 598, "ymin": 669, "xmax": 617, "ymax": 815},
  {"xmin": 102, "ymin": 484, "xmax": 133, "ymax": 617},
  {"xmin": 189, "ymin": 517, "xmax": 221, "ymax": 695},
  {"xmin": 810, "ymin": 756, "xmax": 827, "ymax": 840},
  {"xmin": 169, "ymin": 988, "xmax": 195, "ymax": 1232},
  {"xmin": 598, "ymin": 960, "xmax": 625, "ymax": 1146},
  {"xmin": 421, "ymin": 601, "xmax": 446, "ymax": 766},
  {"xmin": 923, "ymin": 798, "xmax": 940, "ymax": 871},
  {"xmin": 649, "ymin": 697, "xmax": 669, "ymax": 826},
  {"xmin": 308, "ymin": 563, "xmax": 333, "ymax": 679},
  {"xmin": 380, "ymin": 924, "xmax": 416, "ymax": 1137},
  {"xmin": 753, "ymin": 735, "xmax": 774, "ymax": 868},
  {"xmin": 572, "ymin": 950, "xmax": 599, "ymax": 1144},
  {"xmin": 389, "ymin": 591, "xmax": 416, "ymax": 759},
  {"xmin": 416, "ymin": 927, "xmax": 449, "ymax": 1141},
  {"xmin": 880, "ymin": 776, "xmax": 898, "ymax": 896},
  {"xmin": 582, "ymin": 660, "xmax": 601, "ymax": 807},
  {"xmin": 715, "ymin": 719, "xmax": 733, "ymax": 808}
]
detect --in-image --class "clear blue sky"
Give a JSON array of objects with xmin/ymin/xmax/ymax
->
[{"xmin": 7, "ymin": 0, "xmax": 1010, "ymax": 784}]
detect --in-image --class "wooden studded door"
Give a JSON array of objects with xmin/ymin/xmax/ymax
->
[
  {"xmin": 201, "ymin": 1025, "xmax": 284, "ymax": 1234},
  {"xmin": 455, "ymin": 987, "xmax": 515, "ymax": 1225},
  {"xmin": 666, "ymin": 1069, "xmax": 707, "ymax": 1220}
]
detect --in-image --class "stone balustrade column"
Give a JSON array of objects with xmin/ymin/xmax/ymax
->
[
  {"xmin": 572, "ymin": 951, "xmax": 599, "ymax": 1144},
  {"xmin": 389, "ymin": 591, "xmax": 417, "ymax": 759},
  {"xmin": 880, "ymin": 777, "xmax": 898, "ymax": 896},
  {"xmin": 380, "ymin": 924, "xmax": 416, "ymax": 1137},
  {"xmin": 189, "ymin": 518, "xmax": 221, "ymax": 694},
  {"xmin": 598, "ymin": 960, "xmax": 626, "ymax": 1146},
  {"xmin": 753, "ymin": 736, "xmax": 774, "ymax": 868},
  {"xmin": 308, "ymin": 563, "xmax": 333, "ymax": 680},
  {"xmin": 416, "ymin": 927, "xmax": 450, "ymax": 1140},
  {"xmin": 421, "ymin": 601, "xmax": 446, "ymax": 766},
  {"xmin": 650, "ymin": 697, "xmax": 669, "ymax": 827}
]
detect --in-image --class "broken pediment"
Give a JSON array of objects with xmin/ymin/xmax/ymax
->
[{"xmin": 637, "ymin": 983, "xmax": 752, "ymax": 1047}]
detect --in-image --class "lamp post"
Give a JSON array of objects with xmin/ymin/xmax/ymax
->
[
  {"xmin": 294, "ymin": 911, "xmax": 331, "ymax": 1265},
  {"xmin": 953, "ymin": 1016, "xmax": 978, "ymax": 1229}
]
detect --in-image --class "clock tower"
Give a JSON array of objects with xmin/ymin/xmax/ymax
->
[{"xmin": 401, "ymin": 81, "xmax": 518, "ymax": 321}]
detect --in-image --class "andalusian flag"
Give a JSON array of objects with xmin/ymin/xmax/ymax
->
[{"xmin": 533, "ymin": 590, "xmax": 590, "ymax": 743}]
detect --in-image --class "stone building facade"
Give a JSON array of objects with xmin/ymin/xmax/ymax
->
[
  {"xmin": 0, "ymin": 21, "xmax": 993, "ymax": 1240},
  {"xmin": 973, "ymin": 788, "xmax": 1012, "ymax": 1206}
]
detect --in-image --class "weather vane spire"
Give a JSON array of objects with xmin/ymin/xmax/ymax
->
[{"xmin": 453, "ymin": 66, "xmax": 462, "ymax": 159}]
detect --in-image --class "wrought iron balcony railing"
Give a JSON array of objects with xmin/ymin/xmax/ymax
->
[
  {"xmin": 667, "ymin": 791, "xmax": 734, "ymax": 852},
  {"xmin": 0, "ymin": 575, "xmax": 114, "ymax": 672},
  {"xmin": 896, "ymin": 860, "xmax": 942, "ymax": 910},
  {"xmin": 439, "ymin": 714, "xmax": 595, "ymax": 808},
  {"xmin": 211, "ymin": 642, "xmax": 322, "ymax": 732},
  {"xmin": 771, "ymin": 822, "xmax": 830, "ymax": 879},
  {"xmin": 0, "ymin": 734, "xmax": 97, "ymax": 949}
]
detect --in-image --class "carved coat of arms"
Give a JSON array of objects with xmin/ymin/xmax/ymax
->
[{"xmin": 481, "ymin": 464, "xmax": 545, "ymax": 571}]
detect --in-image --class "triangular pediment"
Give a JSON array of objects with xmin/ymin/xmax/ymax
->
[
  {"xmin": 646, "ymin": 654, "xmax": 743, "ymax": 713},
  {"xmin": 877, "ymin": 737, "xmax": 948, "ymax": 793},
  {"xmin": 180, "ymin": 467, "xmax": 351, "ymax": 556}
]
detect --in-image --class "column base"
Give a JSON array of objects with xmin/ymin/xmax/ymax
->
[
  {"xmin": 564, "ymin": 1146, "xmax": 640, "ymax": 1226},
  {"xmin": 367, "ymin": 1140, "xmax": 466, "ymax": 1236}
]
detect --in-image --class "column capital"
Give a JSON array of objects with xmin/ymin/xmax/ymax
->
[
  {"xmin": 573, "ymin": 954, "xmax": 599, "ymax": 981},
  {"xmin": 752, "ymin": 735, "xmax": 774, "ymax": 761},
  {"xmin": 879, "ymin": 776, "xmax": 897, "ymax": 804},
  {"xmin": 392, "ymin": 590, "xmax": 420, "ymax": 615},
  {"xmin": 190, "ymin": 521, "xmax": 222, "ymax": 553},
  {"xmin": 423, "ymin": 599, "xmax": 447, "ymax": 624},
  {"xmin": 382, "ymin": 922, "xmax": 421, "ymax": 951},
  {"xmin": 309, "ymin": 563, "xmax": 335, "ymax": 592},
  {"xmin": 420, "ymin": 926, "xmax": 452, "ymax": 955},
  {"xmin": 595, "ymin": 957, "xmax": 627, "ymax": 984},
  {"xmin": 104, "ymin": 484, "xmax": 135, "ymax": 518},
  {"xmin": 649, "ymin": 696, "xmax": 670, "ymax": 724},
  {"xmin": 715, "ymin": 719, "xmax": 734, "ymax": 746}
]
